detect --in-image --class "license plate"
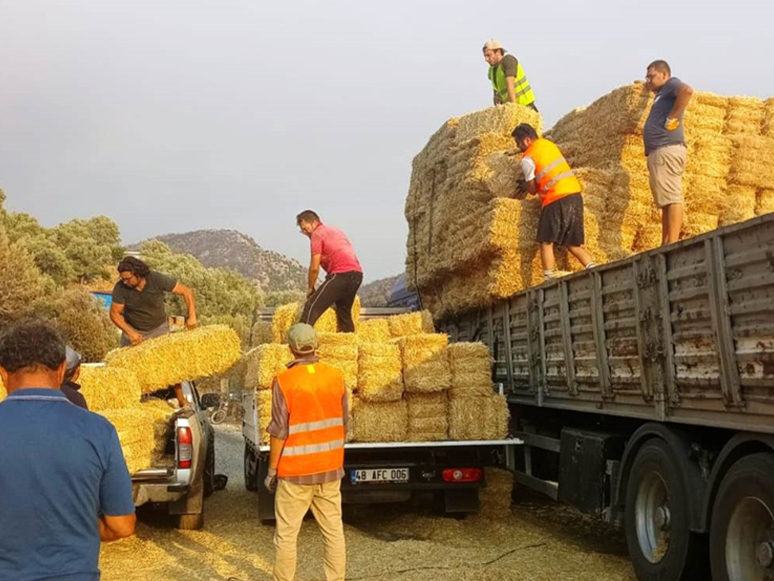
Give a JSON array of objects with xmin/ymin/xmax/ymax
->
[{"xmin": 350, "ymin": 467, "xmax": 409, "ymax": 484}]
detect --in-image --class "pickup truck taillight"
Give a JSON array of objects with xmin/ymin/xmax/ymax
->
[
  {"xmin": 177, "ymin": 427, "xmax": 193, "ymax": 469},
  {"xmin": 442, "ymin": 468, "xmax": 482, "ymax": 483}
]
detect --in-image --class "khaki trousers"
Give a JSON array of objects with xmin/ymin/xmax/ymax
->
[{"xmin": 273, "ymin": 479, "xmax": 346, "ymax": 581}]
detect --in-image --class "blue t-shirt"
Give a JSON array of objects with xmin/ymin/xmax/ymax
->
[
  {"xmin": 0, "ymin": 388, "xmax": 135, "ymax": 581},
  {"xmin": 643, "ymin": 77, "xmax": 687, "ymax": 156}
]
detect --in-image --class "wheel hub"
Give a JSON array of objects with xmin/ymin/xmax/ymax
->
[
  {"xmin": 655, "ymin": 506, "xmax": 671, "ymax": 530},
  {"xmin": 757, "ymin": 541, "xmax": 774, "ymax": 569}
]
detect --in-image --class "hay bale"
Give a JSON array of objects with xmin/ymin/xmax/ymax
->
[
  {"xmin": 272, "ymin": 298, "xmax": 363, "ymax": 343},
  {"xmin": 407, "ymin": 392, "xmax": 448, "ymax": 441},
  {"xmin": 756, "ymin": 190, "xmax": 774, "ymax": 216},
  {"xmin": 725, "ymin": 96, "xmax": 765, "ymax": 135},
  {"xmin": 478, "ymin": 467, "xmax": 514, "ymax": 520},
  {"xmin": 388, "ymin": 311, "xmax": 435, "ymax": 338},
  {"xmin": 104, "ymin": 325, "xmax": 241, "ymax": 394},
  {"xmin": 244, "ymin": 344, "xmax": 293, "ymax": 391},
  {"xmin": 250, "ymin": 320, "xmax": 273, "ymax": 347},
  {"xmin": 357, "ymin": 341, "xmax": 403, "ymax": 403},
  {"xmin": 78, "ymin": 364, "xmax": 142, "ymax": 412},
  {"xmin": 357, "ymin": 318, "xmax": 391, "ymax": 343},
  {"xmin": 764, "ymin": 98, "xmax": 774, "ymax": 137},
  {"xmin": 447, "ymin": 342, "xmax": 494, "ymax": 397},
  {"xmin": 351, "ymin": 398, "xmax": 408, "ymax": 442},
  {"xmin": 448, "ymin": 394, "xmax": 509, "ymax": 440},
  {"xmin": 317, "ymin": 333, "xmax": 359, "ymax": 391},
  {"xmin": 0, "ymin": 376, "xmax": 6, "ymax": 402},
  {"xmin": 399, "ymin": 334, "xmax": 451, "ymax": 393},
  {"xmin": 720, "ymin": 185, "xmax": 758, "ymax": 226},
  {"xmin": 256, "ymin": 388, "xmax": 274, "ymax": 445}
]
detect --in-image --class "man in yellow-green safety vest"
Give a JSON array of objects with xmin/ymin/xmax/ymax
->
[{"xmin": 483, "ymin": 39, "xmax": 537, "ymax": 111}]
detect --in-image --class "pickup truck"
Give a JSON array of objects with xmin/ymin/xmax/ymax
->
[
  {"xmin": 132, "ymin": 381, "xmax": 216, "ymax": 530},
  {"xmin": 243, "ymin": 307, "xmax": 519, "ymax": 524},
  {"xmin": 438, "ymin": 213, "xmax": 774, "ymax": 581}
]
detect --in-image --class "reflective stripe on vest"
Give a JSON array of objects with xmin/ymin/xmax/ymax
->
[
  {"xmin": 276, "ymin": 362, "xmax": 346, "ymax": 478},
  {"xmin": 524, "ymin": 138, "xmax": 582, "ymax": 207},
  {"xmin": 488, "ymin": 60, "xmax": 535, "ymax": 107}
]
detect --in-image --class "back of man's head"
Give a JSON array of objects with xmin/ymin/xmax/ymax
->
[
  {"xmin": 0, "ymin": 319, "xmax": 66, "ymax": 386},
  {"xmin": 512, "ymin": 123, "xmax": 539, "ymax": 142}
]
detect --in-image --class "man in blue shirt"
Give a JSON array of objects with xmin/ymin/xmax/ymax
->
[
  {"xmin": 0, "ymin": 319, "xmax": 136, "ymax": 581},
  {"xmin": 643, "ymin": 59, "xmax": 694, "ymax": 245}
]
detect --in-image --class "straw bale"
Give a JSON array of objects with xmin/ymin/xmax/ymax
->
[
  {"xmin": 756, "ymin": 190, "xmax": 774, "ymax": 216},
  {"xmin": 447, "ymin": 342, "xmax": 491, "ymax": 360},
  {"xmin": 388, "ymin": 312, "xmax": 434, "ymax": 338},
  {"xmin": 727, "ymin": 136, "xmax": 774, "ymax": 189},
  {"xmin": 725, "ymin": 96, "xmax": 765, "ymax": 135},
  {"xmin": 764, "ymin": 98, "xmax": 774, "ymax": 137},
  {"xmin": 0, "ymin": 376, "xmax": 5, "ymax": 402},
  {"xmin": 78, "ymin": 364, "xmax": 142, "ymax": 412},
  {"xmin": 720, "ymin": 185, "xmax": 757, "ymax": 226},
  {"xmin": 351, "ymin": 398, "xmax": 408, "ymax": 442},
  {"xmin": 407, "ymin": 392, "xmax": 448, "ymax": 441},
  {"xmin": 398, "ymin": 334, "xmax": 448, "ymax": 365},
  {"xmin": 357, "ymin": 341, "xmax": 403, "ymax": 403},
  {"xmin": 104, "ymin": 325, "xmax": 241, "ymax": 394},
  {"xmin": 479, "ymin": 467, "xmax": 514, "ymax": 520},
  {"xmin": 244, "ymin": 344, "xmax": 293, "ymax": 390},
  {"xmin": 256, "ymin": 388, "xmax": 273, "ymax": 445},
  {"xmin": 448, "ymin": 394, "xmax": 510, "ymax": 440},
  {"xmin": 97, "ymin": 405, "xmax": 173, "ymax": 474},
  {"xmin": 318, "ymin": 332, "xmax": 358, "ymax": 348},
  {"xmin": 454, "ymin": 103, "xmax": 543, "ymax": 143},
  {"xmin": 356, "ymin": 318, "xmax": 391, "ymax": 343},
  {"xmin": 250, "ymin": 320, "xmax": 273, "ymax": 347},
  {"xmin": 317, "ymin": 335, "xmax": 359, "ymax": 391},
  {"xmin": 272, "ymin": 298, "xmax": 362, "ymax": 343}
]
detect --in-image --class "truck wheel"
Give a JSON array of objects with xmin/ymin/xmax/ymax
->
[
  {"xmin": 176, "ymin": 512, "xmax": 204, "ymax": 530},
  {"xmin": 211, "ymin": 409, "xmax": 227, "ymax": 425},
  {"xmin": 624, "ymin": 439, "xmax": 707, "ymax": 581},
  {"xmin": 203, "ymin": 437, "xmax": 216, "ymax": 498},
  {"xmin": 709, "ymin": 452, "xmax": 774, "ymax": 581},
  {"xmin": 244, "ymin": 443, "xmax": 259, "ymax": 491}
]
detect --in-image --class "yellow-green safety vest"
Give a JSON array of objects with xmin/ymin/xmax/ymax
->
[{"xmin": 488, "ymin": 60, "xmax": 535, "ymax": 107}]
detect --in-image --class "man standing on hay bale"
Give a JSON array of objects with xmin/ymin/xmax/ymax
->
[
  {"xmin": 644, "ymin": 59, "xmax": 694, "ymax": 245},
  {"xmin": 483, "ymin": 39, "xmax": 537, "ymax": 111},
  {"xmin": 110, "ymin": 255, "xmax": 198, "ymax": 346},
  {"xmin": 0, "ymin": 319, "xmax": 136, "ymax": 581},
  {"xmin": 265, "ymin": 323, "xmax": 348, "ymax": 581},
  {"xmin": 297, "ymin": 210, "xmax": 363, "ymax": 333},
  {"xmin": 512, "ymin": 123, "xmax": 595, "ymax": 280}
]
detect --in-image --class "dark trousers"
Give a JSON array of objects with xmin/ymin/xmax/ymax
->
[{"xmin": 300, "ymin": 271, "xmax": 363, "ymax": 333}]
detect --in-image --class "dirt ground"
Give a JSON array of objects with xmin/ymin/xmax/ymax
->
[{"xmin": 100, "ymin": 425, "xmax": 637, "ymax": 581}]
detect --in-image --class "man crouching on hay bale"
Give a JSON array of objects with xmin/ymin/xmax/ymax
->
[
  {"xmin": 512, "ymin": 123, "xmax": 595, "ymax": 280},
  {"xmin": 0, "ymin": 319, "xmax": 136, "ymax": 581},
  {"xmin": 644, "ymin": 59, "xmax": 694, "ymax": 245},
  {"xmin": 297, "ymin": 210, "xmax": 363, "ymax": 333},
  {"xmin": 265, "ymin": 323, "xmax": 348, "ymax": 581},
  {"xmin": 110, "ymin": 256, "xmax": 198, "ymax": 346}
]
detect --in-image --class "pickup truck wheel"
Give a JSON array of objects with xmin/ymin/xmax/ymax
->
[
  {"xmin": 244, "ymin": 443, "xmax": 259, "ymax": 491},
  {"xmin": 624, "ymin": 439, "xmax": 707, "ymax": 581},
  {"xmin": 203, "ymin": 437, "xmax": 216, "ymax": 498},
  {"xmin": 176, "ymin": 512, "xmax": 204, "ymax": 530},
  {"xmin": 709, "ymin": 452, "xmax": 774, "ymax": 581}
]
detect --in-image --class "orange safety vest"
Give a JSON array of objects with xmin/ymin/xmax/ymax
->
[
  {"xmin": 524, "ymin": 138, "xmax": 582, "ymax": 207},
  {"xmin": 276, "ymin": 362, "xmax": 346, "ymax": 478}
]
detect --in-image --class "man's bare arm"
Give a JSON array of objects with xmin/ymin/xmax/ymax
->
[
  {"xmin": 109, "ymin": 303, "xmax": 142, "ymax": 345},
  {"xmin": 525, "ymin": 179, "xmax": 538, "ymax": 195},
  {"xmin": 669, "ymin": 83, "xmax": 694, "ymax": 120},
  {"xmin": 172, "ymin": 282, "xmax": 197, "ymax": 328},
  {"xmin": 99, "ymin": 513, "xmax": 136, "ymax": 542},
  {"xmin": 307, "ymin": 254, "xmax": 322, "ymax": 297}
]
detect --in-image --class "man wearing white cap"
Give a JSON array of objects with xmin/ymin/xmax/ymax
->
[{"xmin": 483, "ymin": 39, "xmax": 537, "ymax": 111}]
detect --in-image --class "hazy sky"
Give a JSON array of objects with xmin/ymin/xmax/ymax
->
[{"xmin": 1, "ymin": 0, "xmax": 772, "ymax": 283}]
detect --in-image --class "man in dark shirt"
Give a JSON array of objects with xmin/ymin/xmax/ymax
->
[
  {"xmin": 0, "ymin": 319, "xmax": 136, "ymax": 581},
  {"xmin": 61, "ymin": 346, "xmax": 88, "ymax": 409},
  {"xmin": 110, "ymin": 256, "xmax": 198, "ymax": 346},
  {"xmin": 643, "ymin": 60, "xmax": 694, "ymax": 245}
]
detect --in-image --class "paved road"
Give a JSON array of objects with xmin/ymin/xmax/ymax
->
[{"xmin": 100, "ymin": 425, "xmax": 636, "ymax": 581}]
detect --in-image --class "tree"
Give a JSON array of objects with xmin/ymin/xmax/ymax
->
[{"xmin": 0, "ymin": 233, "xmax": 53, "ymax": 328}]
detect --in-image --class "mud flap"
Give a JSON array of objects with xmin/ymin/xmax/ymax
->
[{"xmin": 444, "ymin": 488, "xmax": 480, "ymax": 514}]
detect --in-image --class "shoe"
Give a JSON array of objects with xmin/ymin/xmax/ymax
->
[{"xmin": 547, "ymin": 270, "xmax": 572, "ymax": 280}]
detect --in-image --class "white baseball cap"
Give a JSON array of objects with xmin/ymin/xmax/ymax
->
[{"xmin": 483, "ymin": 39, "xmax": 505, "ymax": 51}]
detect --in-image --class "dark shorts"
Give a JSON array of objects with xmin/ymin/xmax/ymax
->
[{"xmin": 536, "ymin": 193, "xmax": 585, "ymax": 247}]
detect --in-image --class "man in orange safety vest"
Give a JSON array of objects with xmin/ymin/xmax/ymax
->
[
  {"xmin": 512, "ymin": 123, "xmax": 595, "ymax": 280},
  {"xmin": 265, "ymin": 323, "xmax": 348, "ymax": 581}
]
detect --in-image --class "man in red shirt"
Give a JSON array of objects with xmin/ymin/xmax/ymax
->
[{"xmin": 296, "ymin": 210, "xmax": 363, "ymax": 333}]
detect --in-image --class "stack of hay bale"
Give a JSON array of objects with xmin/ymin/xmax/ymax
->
[
  {"xmin": 271, "ymin": 297, "xmax": 362, "ymax": 344},
  {"xmin": 79, "ymin": 364, "xmax": 176, "ymax": 474},
  {"xmin": 246, "ymin": 303, "xmax": 509, "ymax": 444},
  {"xmin": 406, "ymin": 86, "xmax": 774, "ymax": 320}
]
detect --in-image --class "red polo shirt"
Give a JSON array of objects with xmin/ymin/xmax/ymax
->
[{"xmin": 310, "ymin": 223, "xmax": 362, "ymax": 275}]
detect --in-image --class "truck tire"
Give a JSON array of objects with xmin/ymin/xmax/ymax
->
[
  {"xmin": 203, "ymin": 437, "xmax": 216, "ymax": 498},
  {"xmin": 709, "ymin": 452, "xmax": 774, "ymax": 581},
  {"xmin": 244, "ymin": 443, "xmax": 259, "ymax": 492},
  {"xmin": 176, "ymin": 511, "xmax": 204, "ymax": 530},
  {"xmin": 624, "ymin": 439, "xmax": 707, "ymax": 581}
]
